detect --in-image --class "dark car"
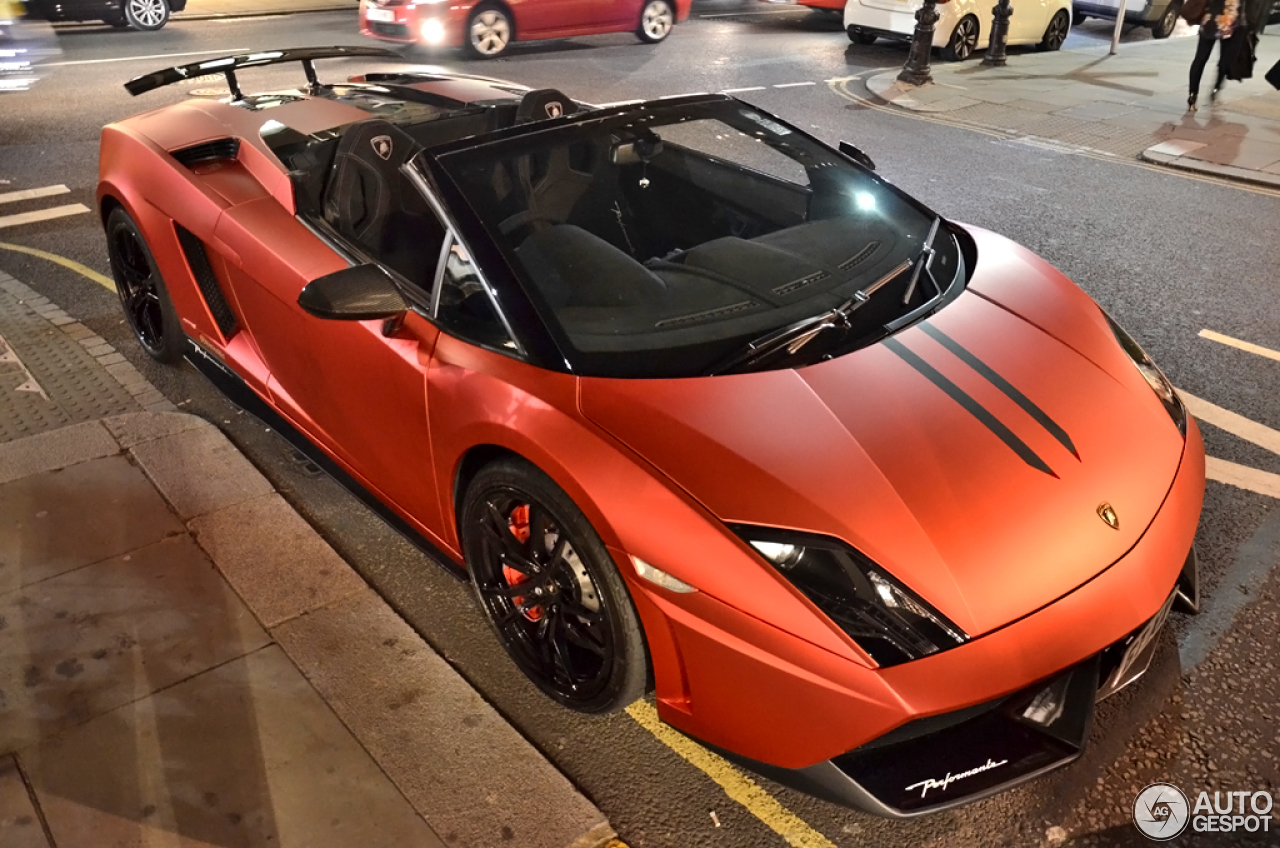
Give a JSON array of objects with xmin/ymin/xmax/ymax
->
[
  {"xmin": 1072, "ymin": 0, "xmax": 1181, "ymax": 37},
  {"xmin": 26, "ymin": 0, "xmax": 184, "ymax": 30}
]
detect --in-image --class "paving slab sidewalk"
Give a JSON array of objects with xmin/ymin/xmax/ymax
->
[
  {"xmin": 861, "ymin": 31, "xmax": 1280, "ymax": 188},
  {"xmin": 0, "ymin": 267, "xmax": 616, "ymax": 848}
]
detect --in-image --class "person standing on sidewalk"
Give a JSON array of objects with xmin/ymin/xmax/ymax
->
[{"xmin": 1187, "ymin": 0, "xmax": 1248, "ymax": 111}]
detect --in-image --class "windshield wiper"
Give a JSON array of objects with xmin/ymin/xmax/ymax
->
[
  {"xmin": 707, "ymin": 257, "xmax": 911, "ymax": 375},
  {"xmin": 900, "ymin": 216, "xmax": 942, "ymax": 306}
]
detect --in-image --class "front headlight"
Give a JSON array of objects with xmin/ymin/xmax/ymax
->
[
  {"xmin": 1102, "ymin": 312, "xmax": 1187, "ymax": 438},
  {"xmin": 733, "ymin": 527, "xmax": 967, "ymax": 667}
]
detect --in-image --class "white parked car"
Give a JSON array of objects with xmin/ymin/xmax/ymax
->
[{"xmin": 845, "ymin": 0, "xmax": 1072, "ymax": 60}]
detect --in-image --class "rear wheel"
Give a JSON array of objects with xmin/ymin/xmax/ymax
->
[
  {"xmin": 1038, "ymin": 9, "xmax": 1070, "ymax": 49},
  {"xmin": 637, "ymin": 0, "xmax": 676, "ymax": 43},
  {"xmin": 1151, "ymin": 0, "xmax": 1180, "ymax": 37},
  {"xmin": 105, "ymin": 207, "xmax": 185, "ymax": 364},
  {"xmin": 461, "ymin": 458, "xmax": 648, "ymax": 713},
  {"xmin": 943, "ymin": 15, "xmax": 979, "ymax": 61},
  {"xmin": 465, "ymin": 4, "xmax": 513, "ymax": 59},
  {"xmin": 122, "ymin": 0, "xmax": 171, "ymax": 31},
  {"xmin": 848, "ymin": 26, "xmax": 879, "ymax": 44}
]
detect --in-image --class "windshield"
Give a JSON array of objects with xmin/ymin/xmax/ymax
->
[{"xmin": 436, "ymin": 99, "xmax": 962, "ymax": 378}]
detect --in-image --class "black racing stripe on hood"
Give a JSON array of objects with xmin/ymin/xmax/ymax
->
[
  {"xmin": 883, "ymin": 338, "xmax": 1057, "ymax": 477},
  {"xmin": 919, "ymin": 322, "xmax": 1079, "ymax": 460}
]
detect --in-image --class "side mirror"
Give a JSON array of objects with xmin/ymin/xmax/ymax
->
[
  {"xmin": 838, "ymin": 140, "xmax": 876, "ymax": 171},
  {"xmin": 298, "ymin": 263, "xmax": 408, "ymax": 320}
]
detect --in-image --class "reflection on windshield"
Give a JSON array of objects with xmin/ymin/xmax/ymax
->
[{"xmin": 439, "ymin": 99, "xmax": 959, "ymax": 378}]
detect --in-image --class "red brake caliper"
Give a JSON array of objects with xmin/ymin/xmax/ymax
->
[{"xmin": 504, "ymin": 504, "xmax": 543, "ymax": 622}]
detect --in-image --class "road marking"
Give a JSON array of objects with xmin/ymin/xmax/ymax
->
[
  {"xmin": 0, "ymin": 332, "xmax": 49, "ymax": 401},
  {"xmin": 721, "ymin": 86, "xmax": 767, "ymax": 93},
  {"xmin": 0, "ymin": 205, "xmax": 91, "ymax": 230},
  {"xmin": 1199, "ymin": 329, "xmax": 1280, "ymax": 364},
  {"xmin": 626, "ymin": 701, "xmax": 837, "ymax": 848},
  {"xmin": 774, "ymin": 81, "xmax": 817, "ymax": 89},
  {"xmin": 1205, "ymin": 457, "xmax": 1280, "ymax": 499},
  {"xmin": 0, "ymin": 185, "xmax": 70, "ymax": 205},
  {"xmin": 44, "ymin": 47, "xmax": 249, "ymax": 68},
  {"xmin": 0, "ymin": 242, "xmax": 115, "ymax": 292},
  {"xmin": 1180, "ymin": 390, "xmax": 1280, "ymax": 457}
]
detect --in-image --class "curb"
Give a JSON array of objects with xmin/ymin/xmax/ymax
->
[
  {"xmin": 174, "ymin": 4, "xmax": 358, "ymax": 21},
  {"xmin": 1139, "ymin": 145, "xmax": 1280, "ymax": 191}
]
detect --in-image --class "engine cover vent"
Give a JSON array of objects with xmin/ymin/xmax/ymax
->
[{"xmin": 171, "ymin": 137, "xmax": 240, "ymax": 168}]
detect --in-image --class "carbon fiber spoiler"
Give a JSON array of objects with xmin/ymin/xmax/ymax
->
[{"xmin": 123, "ymin": 46, "xmax": 403, "ymax": 98}]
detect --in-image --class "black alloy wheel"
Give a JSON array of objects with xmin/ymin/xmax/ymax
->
[
  {"xmin": 1151, "ymin": 0, "xmax": 1180, "ymax": 37},
  {"xmin": 461, "ymin": 458, "xmax": 648, "ymax": 713},
  {"xmin": 105, "ymin": 207, "xmax": 184, "ymax": 363},
  {"xmin": 944, "ymin": 16, "xmax": 980, "ymax": 61},
  {"xmin": 1039, "ymin": 9, "xmax": 1071, "ymax": 50}
]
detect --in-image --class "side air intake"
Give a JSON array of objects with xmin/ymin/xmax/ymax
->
[
  {"xmin": 175, "ymin": 224, "xmax": 239, "ymax": 339},
  {"xmin": 171, "ymin": 138, "xmax": 240, "ymax": 168}
]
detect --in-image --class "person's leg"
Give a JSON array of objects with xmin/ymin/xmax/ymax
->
[{"xmin": 1189, "ymin": 33, "xmax": 1215, "ymax": 108}]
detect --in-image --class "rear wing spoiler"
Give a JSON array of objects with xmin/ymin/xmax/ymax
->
[{"xmin": 123, "ymin": 46, "xmax": 403, "ymax": 98}]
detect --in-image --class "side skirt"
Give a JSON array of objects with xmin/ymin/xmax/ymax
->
[{"xmin": 184, "ymin": 340, "xmax": 467, "ymax": 581}]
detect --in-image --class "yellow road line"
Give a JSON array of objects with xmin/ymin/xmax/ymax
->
[
  {"xmin": 626, "ymin": 701, "xmax": 837, "ymax": 848},
  {"xmin": 1198, "ymin": 329, "xmax": 1280, "ymax": 365},
  {"xmin": 0, "ymin": 242, "xmax": 115, "ymax": 292}
]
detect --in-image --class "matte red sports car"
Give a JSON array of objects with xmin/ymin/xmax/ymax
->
[
  {"xmin": 100, "ymin": 47, "xmax": 1204, "ymax": 817},
  {"xmin": 359, "ymin": 0, "xmax": 691, "ymax": 59}
]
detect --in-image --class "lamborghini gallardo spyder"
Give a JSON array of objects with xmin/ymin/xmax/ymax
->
[{"xmin": 98, "ymin": 47, "xmax": 1205, "ymax": 817}]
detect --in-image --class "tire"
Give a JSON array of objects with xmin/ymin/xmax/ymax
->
[
  {"xmin": 636, "ymin": 0, "xmax": 676, "ymax": 43},
  {"xmin": 943, "ymin": 15, "xmax": 979, "ymax": 61},
  {"xmin": 465, "ymin": 4, "xmax": 513, "ymax": 59},
  {"xmin": 1038, "ymin": 8, "xmax": 1070, "ymax": 50},
  {"xmin": 848, "ymin": 26, "xmax": 878, "ymax": 45},
  {"xmin": 121, "ymin": 0, "xmax": 170, "ymax": 31},
  {"xmin": 1150, "ymin": 0, "xmax": 1179, "ymax": 37},
  {"xmin": 461, "ymin": 457, "xmax": 649, "ymax": 713},
  {"xmin": 105, "ymin": 207, "xmax": 185, "ymax": 364}
]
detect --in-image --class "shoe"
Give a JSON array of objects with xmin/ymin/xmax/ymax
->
[
  {"xmin": 1187, "ymin": 92, "xmax": 1198, "ymax": 112},
  {"xmin": 1211, "ymin": 83, "xmax": 1222, "ymax": 102}
]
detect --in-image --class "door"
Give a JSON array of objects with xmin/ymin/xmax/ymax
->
[{"xmin": 515, "ymin": 0, "xmax": 630, "ymax": 35}]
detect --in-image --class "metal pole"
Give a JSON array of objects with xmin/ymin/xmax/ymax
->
[
  {"xmin": 983, "ymin": 0, "xmax": 1014, "ymax": 66},
  {"xmin": 1110, "ymin": 0, "xmax": 1128, "ymax": 54},
  {"xmin": 898, "ymin": 0, "xmax": 942, "ymax": 85}
]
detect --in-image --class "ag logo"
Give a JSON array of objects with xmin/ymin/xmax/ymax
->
[
  {"xmin": 544, "ymin": 101, "xmax": 563, "ymax": 118},
  {"xmin": 1133, "ymin": 783, "xmax": 1189, "ymax": 840},
  {"xmin": 371, "ymin": 135, "xmax": 393, "ymax": 161}
]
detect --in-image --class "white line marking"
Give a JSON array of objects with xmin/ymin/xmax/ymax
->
[
  {"xmin": 44, "ymin": 48, "xmax": 249, "ymax": 68},
  {"xmin": 0, "ymin": 186, "xmax": 70, "ymax": 205},
  {"xmin": 0, "ymin": 204, "xmax": 91, "ymax": 230},
  {"xmin": 1199, "ymin": 329, "xmax": 1280, "ymax": 364},
  {"xmin": 0, "ymin": 333, "xmax": 49, "ymax": 401},
  {"xmin": 773, "ymin": 81, "xmax": 817, "ymax": 88},
  {"xmin": 700, "ymin": 7, "xmax": 810, "ymax": 16},
  {"xmin": 1205, "ymin": 457, "xmax": 1280, "ymax": 499},
  {"xmin": 721, "ymin": 86, "xmax": 767, "ymax": 93},
  {"xmin": 1179, "ymin": 390, "xmax": 1280, "ymax": 458}
]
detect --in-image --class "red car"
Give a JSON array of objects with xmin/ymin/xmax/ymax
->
[
  {"xmin": 101, "ymin": 48, "xmax": 1203, "ymax": 817},
  {"xmin": 359, "ymin": 0, "xmax": 691, "ymax": 58}
]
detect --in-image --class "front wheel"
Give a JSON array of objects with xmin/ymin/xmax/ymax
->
[
  {"xmin": 122, "ymin": 0, "xmax": 171, "ymax": 31},
  {"xmin": 637, "ymin": 0, "xmax": 676, "ymax": 43},
  {"xmin": 461, "ymin": 458, "xmax": 649, "ymax": 713},
  {"xmin": 465, "ymin": 5, "xmax": 513, "ymax": 59},
  {"xmin": 1151, "ymin": 1, "xmax": 1180, "ymax": 37},
  {"xmin": 1038, "ymin": 8, "xmax": 1070, "ymax": 50},
  {"xmin": 943, "ymin": 15, "xmax": 979, "ymax": 60},
  {"xmin": 105, "ymin": 207, "xmax": 185, "ymax": 364}
]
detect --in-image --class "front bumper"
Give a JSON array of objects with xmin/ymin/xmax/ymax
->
[
  {"xmin": 634, "ymin": 418, "xmax": 1204, "ymax": 813},
  {"xmin": 359, "ymin": 3, "xmax": 464, "ymax": 46}
]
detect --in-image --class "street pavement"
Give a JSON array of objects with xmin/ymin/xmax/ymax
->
[
  {"xmin": 0, "ymin": 271, "xmax": 616, "ymax": 848},
  {"xmin": 863, "ymin": 29, "xmax": 1280, "ymax": 189},
  {"xmin": 177, "ymin": 0, "xmax": 357, "ymax": 19}
]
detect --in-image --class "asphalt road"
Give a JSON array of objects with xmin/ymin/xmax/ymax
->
[{"xmin": 1, "ymin": 4, "xmax": 1278, "ymax": 846}]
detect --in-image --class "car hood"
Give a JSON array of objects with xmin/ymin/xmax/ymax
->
[{"xmin": 579, "ymin": 228, "xmax": 1186, "ymax": 638}]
